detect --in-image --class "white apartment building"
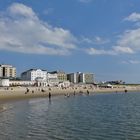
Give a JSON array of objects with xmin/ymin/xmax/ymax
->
[
  {"xmin": 21, "ymin": 69, "xmax": 47, "ymax": 81},
  {"xmin": 47, "ymin": 73, "xmax": 59, "ymax": 86},
  {"xmin": 79, "ymin": 73, "xmax": 94, "ymax": 84},
  {"xmin": 0, "ymin": 64, "xmax": 16, "ymax": 78}
]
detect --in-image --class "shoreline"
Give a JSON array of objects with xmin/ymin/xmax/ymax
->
[{"xmin": 0, "ymin": 86, "xmax": 140, "ymax": 103}]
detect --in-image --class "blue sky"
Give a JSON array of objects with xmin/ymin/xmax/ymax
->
[{"xmin": 0, "ymin": 0, "xmax": 140, "ymax": 83}]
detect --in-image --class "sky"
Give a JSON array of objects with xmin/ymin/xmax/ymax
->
[{"xmin": 0, "ymin": 0, "xmax": 140, "ymax": 83}]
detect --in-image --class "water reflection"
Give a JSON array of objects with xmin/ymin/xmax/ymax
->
[{"xmin": 0, "ymin": 93, "xmax": 140, "ymax": 140}]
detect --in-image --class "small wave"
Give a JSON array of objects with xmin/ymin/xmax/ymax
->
[
  {"xmin": 0, "ymin": 106, "xmax": 7, "ymax": 112},
  {"xmin": 0, "ymin": 104, "xmax": 14, "ymax": 113},
  {"xmin": 28, "ymin": 98, "xmax": 47, "ymax": 105}
]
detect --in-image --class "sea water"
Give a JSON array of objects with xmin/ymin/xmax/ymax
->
[{"xmin": 0, "ymin": 92, "xmax": 140, "ymax": 140}]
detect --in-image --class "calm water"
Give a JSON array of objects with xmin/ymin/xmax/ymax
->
[{"xmin": 1, "ymin": 92, "xmax": 140, "ymax": 140}]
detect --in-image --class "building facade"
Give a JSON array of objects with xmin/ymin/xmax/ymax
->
[
  {"xmin": 0, "ymin": 78, "xmax": 10, "ymax": 86},
  {"xmin": 0, "ymin": 64, "xmax": 16, "ymax": 78},
  {"xmin": 47, "ymin": 73, "xmax": 59, "ymax": 86},
  {"xmin": 67, "ymin": 73, "xmax": 80, "ymax": 84},
  {"xmin": 21, "ymin": 69, "xmax": 47, "ymax": 81},
  {"xmin": 50, "ymin": 71, "xmax": 67, "ymax": 82},
  {"xmin": 9, "ymin": 80, "xmax": 36, "ymax": 87},
  {"xmin": 67, "ymin": 72, "xmax": 94, "ymax": 84},
  {"xmin": 79, "ymin": 73, "xmax": 94, "ymax": 84}
]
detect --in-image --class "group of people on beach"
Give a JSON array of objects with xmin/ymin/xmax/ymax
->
[
  {"xmin": 24, "ymin": 87, "xmax": 52, "ymax": 99},
  {"xmin": 22, "ymin": 86, "xmax": 92, "ymax": 101},
  {"xmin": 64, "ymin": 89, "xmax": 90, "ymax": 98}
]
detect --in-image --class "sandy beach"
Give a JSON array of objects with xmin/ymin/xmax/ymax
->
[
  {"xmin": 0, "ymin": 85, "xmax": 140, "ymax": 112},
  {"xmin": 0, "ymin": 85, "xmax": 140, "ymax": 102}
]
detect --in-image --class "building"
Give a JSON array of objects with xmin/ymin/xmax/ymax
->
[
  {"xmin": 79, "ymin": 73, "xmax": 94, "ymax": 84},
  {"xmin": 47, "ymin": 73, "xmax": 59, "ymax": 86},
  {"xmin": 105, "ymin": 80, "xmax": 125, "ymax": 85},
  {"xmin": 9, "ymin": 80, "xmax": 36, "ymax": 87},
  {"xmin": 50, "ymin": 71, "xmax": 67, "ymax": 82},
  {"xmin": 0, "ymin": 78, "xmax": 10, "ymax": 86},
  {"xmin": 21, "ymin": 69, "xmax": 61, "ymax": 86},
  {"xmin": 21, "ymin": 69, "xmax": 47, "ymax": 81},
  {"xmin": 99, "ymin": 83, "xmax": 113, "ymax": 88},
  {"xmin": 67, "ymin": 72, "xmax": 94, "ymax": 84},
  {"xmin": 58, "ymin": 81, "xmax": 70, "ymax": 88},
  {"xmin": 0, "ymin": 64, "xmax": 16, "ymax": 79},
  {"xmin": 67, "ymin": 72, "xmax": 80, "ymax": 84}
]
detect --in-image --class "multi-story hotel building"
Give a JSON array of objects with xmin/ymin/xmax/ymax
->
[
  {"xmin": 47, "ymin": 73, "xmax": 59, "ymax": 85},
  {"xmin": 67, "ymin": 72, "xmax": 80, "ymax": 84},
  {"xmin": 0, "ymin": 64, "xmax": 16, "ymax": 78},
  {"xmin": 21, "ymin": 69, "xmax": 59, "ymax": 86},
  {"xmin": 67, "ymin": 72, "xmax": 94, "ymax": 84},
  {"xmin": 79, "ymin": 73, "xmax": 94, "ymax": 84},
  {"xmin": 50, "ymin": 71, "xmax": 67, "ymax": 82},
  {"xmin": 21, "ymin": 69, "xmax": 47, "ymax": 81}
]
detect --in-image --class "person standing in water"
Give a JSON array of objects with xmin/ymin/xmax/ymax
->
[{"xmin": 49, "ymin": 92, "xmax": 51, "ymax": 99}]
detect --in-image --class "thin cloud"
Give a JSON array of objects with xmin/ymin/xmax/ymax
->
[
  {"xmin": 43, "ymin": 8, "xmax": 54, "ymax": 15},
  {"xmin": 122, "ymin": 60, "xmax": 140, "ymax": 64},
  {"xmin": 86, "ymin": 46, "xmax": 134, "ymax": 56},
  {"xmin": 86, "ymin": 12, "xmax": 140, "ymax": 56},
  {"xmin": 115, "ymin": 29, "xmax": 140, "ymax": 54},
  {"xmin": 129, "ymin": 60, "xmax": 140, "ymax": 64},
  {"xmin": 86, "ymin": 48, "xmax": 116, "ymax": 55},
  {"xmin": 113, "ymin": 46, "xmax": 134, "ymax": 54},
  {"xmin": 78, "ymin": 0, "xmax": 93, "ymax": 3},
  {"xmin": 81, "ymin": 36, "xmax": 110, "ymax": 45},
  {"xmin": 124, "ymin": 12, "xmax": 140, "ymax": 22},
  {"xmin": 0, "ymin": 3, "xmax": 77, "ymax": 55},
  {"xmin": 115, "ymin": 13, "xmax": 140, "ymax": 54}
]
